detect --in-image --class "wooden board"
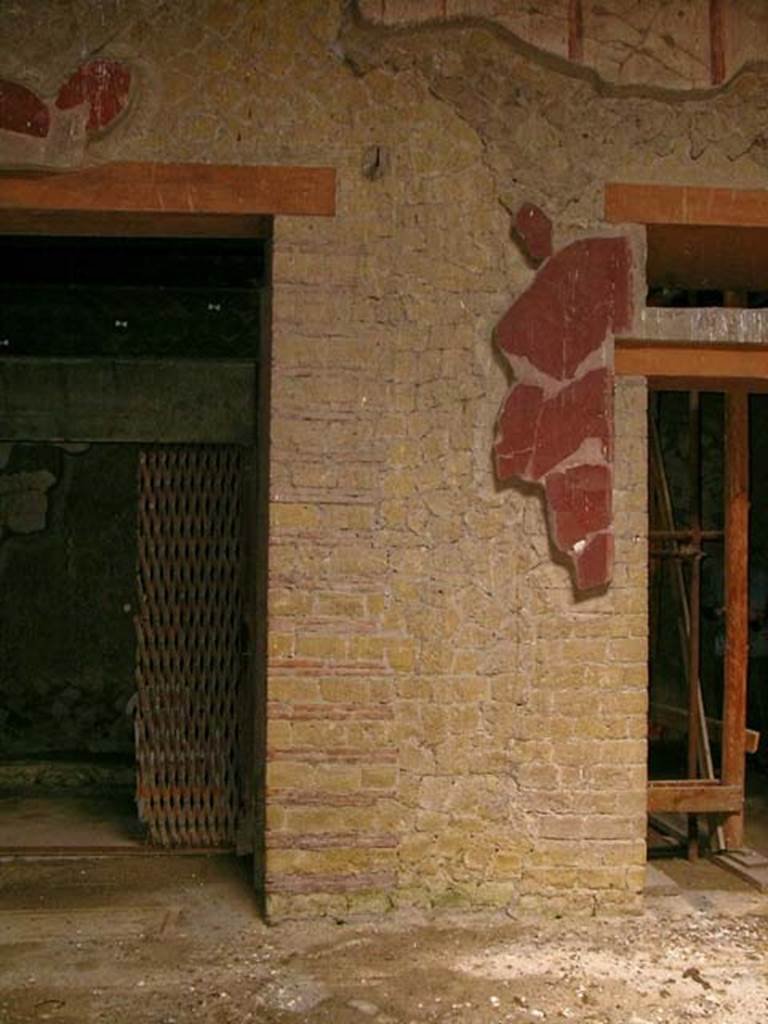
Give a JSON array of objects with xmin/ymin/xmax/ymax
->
[
  {"xmin": 616, "ymin": 340, "xmax": 768, "ymax": 386},
  {"xmin": 0, "ymin": 162, "xmax": 336, "ymax": 235},
  {"xmin": 650, "ymin": 701, "xmax": 760, "ymax": 754},
  {"xmin": 605, "ymin": 183, "xmax": 768, "ymax": 227},
  {"xmin": 646, "ymin": 223, "xmax": 768, "ymax": 292},
  {"xmin": 647, "ymin": 780, "xmax": 742, "ymax": 813},
  {"xmin": 0, "ymin": 358, "xmax": 255, "ymax": 443},
  {"xmin": 713, "ymin": 849, "xmax": 768, "ymax": 892},
  {"xmin": 0, "ymin": 209, "xmax": 272, "ymax": 238}
]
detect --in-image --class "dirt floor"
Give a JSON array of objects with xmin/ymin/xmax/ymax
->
[{"xmin": 1, "ymin": 854, "xmax": 768, "ymax": 1024}]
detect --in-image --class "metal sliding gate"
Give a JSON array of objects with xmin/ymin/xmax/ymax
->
[{"xmin": 135, "ymin": 446, "xmax": 243, "ymax": 847}]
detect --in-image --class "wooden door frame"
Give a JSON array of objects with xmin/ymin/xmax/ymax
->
[
  {"xmin": 607, "ymin": 181, "xmax": 768, "ymax": 850},
  {"xmin": 621, "ymin": 359, "xmax": 750, "ymax": 847},
  {"xmin": 0, "ymin": 160, "xmax": 335, "ymax": 880}
]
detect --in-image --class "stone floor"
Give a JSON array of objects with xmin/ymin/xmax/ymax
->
[
  {"xmin": 1, "ymin": 763, "xmax": 767, "ymax": 1023},
  {"xmin": 1, "ymin": 853, "xmax": 768, "ymax": 1024}
]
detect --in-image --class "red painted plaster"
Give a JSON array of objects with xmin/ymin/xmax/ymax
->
[
  {"xmin": 514, "ymin": 202, "xmax": 553, "ymax": 262},
  {"xmin": 545, "ymin": 464, "xmax": 612, "ymax": 550},
  {"xmin": 56, "ymin": 59, "xmax": 132, "ymax": 133},
  {"xmin": 0, "ymin": 80, "xmax": 49, "ymax": 138},
  {"xmin": 572, "ymin": 531, "xmax": 614, "ymax": 593},
  {"xmin": 529, "ymin": 368, "xmax": 612, "ymax": 480},
  {"xmin": 496, "ymin": 237, "xmax": 631, "ymax": 380},
  {"xmin": 494, "ymin": 383, "xmax": 543, "ymax": 479},
  {"xmin": 494, "ymin": 209, "xmax": 632, "ymax": 592}
]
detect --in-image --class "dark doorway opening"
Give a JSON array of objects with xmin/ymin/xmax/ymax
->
[
  {"xmin": 647, "ymin": 388, "xmax": 768, "ymax": 877},
  {"xmin": 0, "ymin": 234, "xmax": 267, "ymax": 863},
  {"xmin": 0, "ymin": 441, "xmax": 141, "ymax": 850}
]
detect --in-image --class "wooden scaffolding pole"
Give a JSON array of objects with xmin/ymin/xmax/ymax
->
[
  {"xmin": 648, "ymin": 400, "xmax": 724, "ymax": 853},
  {"xmin": 723, "ymin": 388, "xmax": 749, "ymax": 848},
  {"xmin": 687, "ymin": 391, "xmax": 703, "ymax": 858}
]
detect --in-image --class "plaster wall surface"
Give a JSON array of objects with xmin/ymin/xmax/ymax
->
[{"xmin": 2, "ymin": 0, "xmax": 768, "ymax": 917}]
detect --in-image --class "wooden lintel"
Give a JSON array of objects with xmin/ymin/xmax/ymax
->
[
  {"xmin": 616, "ymin": 340, "xmax": 768, "ymax": 387},
  {"xmin": 605, "ymin": 183, "xmax": 768, "ymax": 227},
  {"xmin": 650, "ymin": 702, "xmax": 760, "ymax": 755},
  {"xmin": 648, "ymin": 780, "xmax": 742, "ymax": 814},
  {"xmin": 0, "ymin": 209, "xmax": 272, "ymax": 239},
  {"xmin": 0, "ymin": 162, "xmax": 336, "ymax": 230}
]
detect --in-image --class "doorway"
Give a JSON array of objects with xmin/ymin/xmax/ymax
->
[
  {"xmin": 647, "ymin": 387, "xmax": 768, "ymax": 870},
  {"xmin": 0, "ymin": 233, "xmax": 265, "ymax": 856},
  {"xmin": 0, "ymin": 441, "xmax": 141, "ymax": 850}
]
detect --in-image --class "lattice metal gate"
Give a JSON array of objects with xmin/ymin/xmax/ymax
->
[{"xmin": 134, "ymin": 446, "xmax": 243, "ymax": 847}]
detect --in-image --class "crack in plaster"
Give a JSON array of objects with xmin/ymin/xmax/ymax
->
[{"xmin": 346, "ymin": 3, "xmax": 768, "ymax": 104}]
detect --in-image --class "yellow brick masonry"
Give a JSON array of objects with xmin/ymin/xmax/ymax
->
[
  {"xmin": 19, "ymin": 0, "xmax": 766, "ymax": 918},
  {"xmin": 258, "ymin": 5, "xmax": 653, "ymax": 919}
]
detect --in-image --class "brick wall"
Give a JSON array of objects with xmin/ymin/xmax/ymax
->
[{"xmin": 2, "ymin": 0, "xmax": 768, "ymax": 917}]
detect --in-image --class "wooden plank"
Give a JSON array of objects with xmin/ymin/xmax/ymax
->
[
  {"xmin": 648, "ymin": 780, "xmax": 742, "ymax": 813},
  {"xmin": 713, "ymin": 850, "xmax": 768, "ymax": 891},
  {"xmin": 687, "ymin": 390, "xmax": 702, "ymax": 858},
  {"xmin": 722, "ymin": 388, "xmax": 749, "ymax": 848},
  {"xmin": 650, "ymin": 702, "xmax": 760, "ymax": 754},
  {"xmin": 0, "ymin": 162, "xmax": 336, "ymax": 223},
  {"xmin": 0, "ymin": 209, "xmax": 272, "ymax": 238},
  {"xmin": 616, "ymin": 340, "xmax": 768, "ymax": 384},
  {"xmin": 0, "ymin": 358, "xmax": 255, "ymax": 444},
  {"xmin": 646, "ymin": 224, "xmax": 768, "ymax": 292},
  {"xmin": 605, "ymin": 183, "xmax": 768, "ymax": 227}
]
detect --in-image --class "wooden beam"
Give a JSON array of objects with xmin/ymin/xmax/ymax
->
[
  {"xmin": 0, "ymin": 209, "xmax": 272, "ymax": 238},
  {"xmin": 713, "ymin": 848, "xmax": 768, "ymax": 892},
  {"xmin": 646, "ymin": 223, "xmax": 768, "ymax": 292},
  {"xmin": 722, "ymin": 388, "xmax": 749, "ymax": 848},
  {"xmin": 648, "ymin": 780, "xmax": 742, "ymax": 814},
  {"xmin": 616, "ymin": 340, "xmax": 768, "ymax": 386},
  {"xmin": 0, "ymin": 162, "xmax": 336, "ymax": 229},
  {"xmin": 650, "ymin": 702, "xmax": 760, "ymax": 755},
  {"xmin": 605, "ymin": 183, "xmax": 768, "ymax": 228},
  {"xmin": 0, "ymin": 358, "xmax": 256, "ymax": 444}
]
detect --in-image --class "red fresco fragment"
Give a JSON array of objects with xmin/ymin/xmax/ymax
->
[
  {"xmin": 494, "ymin": 382, "xmax": 544, "ymax": 479},
  {"xmin": 573, "ymin": 531, "xmax": 614, "ymax": 592},
  {"xmin": 495, "ymin": 237, "xmax": 632, "ymax": 380},
  {"xmin": 545, "ymin": 464, "xmax": 612, "ymax": 550},
  {"xmin": 529, "ymin": 368, "xmax": 612, "ymax": 480},
  {"xmin": 493, "ymin": 211, "xmax": 633, "ymax": 592},
  {"xmin": 0, "ymin": 79, "xmax": 50, "ymax": 138},
  {"xmin": 514, "ymin": 202, "xmax": 553, "ymax": 262},
  {"xmin": 56, "ymin": 59, "xmax": 132, "ymax": 132}
]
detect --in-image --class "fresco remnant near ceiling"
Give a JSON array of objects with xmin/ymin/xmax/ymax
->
[
  {"xmin": 494, "ymin": 205, "xmax": 632, "ymax": 592},
  {"xmin": 0, "ymin": 59, "xmax": 132, "ymax": 168},
  {"xmin": 357, "ymin": 0, "xmax": 763, "ymax": 93}
]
